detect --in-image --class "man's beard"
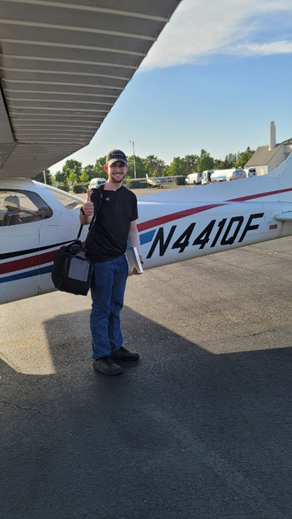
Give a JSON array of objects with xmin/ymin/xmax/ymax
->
[{"xmin": 111, "ymin": 174, "xmax": 125, "ymax": 183}]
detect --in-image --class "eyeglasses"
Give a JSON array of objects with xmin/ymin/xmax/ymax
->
[{"xmin": 109, "ymin": 162, "xmax": 127, "ymax": 169}]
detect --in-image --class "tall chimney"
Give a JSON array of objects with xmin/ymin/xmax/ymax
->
[{"xmin": 269, "ymin": 121, "xmax": 276, "ymax": 150}]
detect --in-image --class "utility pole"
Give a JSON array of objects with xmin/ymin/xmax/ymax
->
[{"xmin": 130, "ymin": 140, "xmax": 136, "ymax": 179}]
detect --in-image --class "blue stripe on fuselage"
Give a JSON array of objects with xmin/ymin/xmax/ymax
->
[
  {"xmin": 140, "ymin": 230, "xmax": 155, "ymax": 245},
  {"xmin": 0, "ymin": 265, "xmax": 52, "ymax": 283}
]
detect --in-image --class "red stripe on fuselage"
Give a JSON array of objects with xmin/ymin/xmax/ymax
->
[
  {"xmin": 137, "ymin": 204, "xmax": 225, "ymax": 232},
  {"xmin": 137, "ymin": 187, "xmax": 292, "ymax": 232},
  {"xmin": 0, "ymin": 249, "xmax": 57, "ymax": 275},
  {"xmin": 229, "ymin": 187, "xmax": 292, "ymax": 202}
]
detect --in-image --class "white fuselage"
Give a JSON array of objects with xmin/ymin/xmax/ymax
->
[{"xmin": 1, "ymin": 154, "xmax": 292, "ymax": 304}]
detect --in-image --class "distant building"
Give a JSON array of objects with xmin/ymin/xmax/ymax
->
[{"xmin": 245, "ymin": 121, "xmax": 292, "ymax": 175}]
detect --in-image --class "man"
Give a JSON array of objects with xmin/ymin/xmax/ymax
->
[{"xmin": 79, "ymin": 150, "xmax": 142, "ymax": 375}]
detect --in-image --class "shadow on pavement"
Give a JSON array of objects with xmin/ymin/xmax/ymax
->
[{"xmin": 1, "ymin": 306, "xmax": 292, "ymax": 519}]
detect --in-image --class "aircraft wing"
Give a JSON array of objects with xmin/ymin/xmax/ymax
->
[
  {"xmin": 0, "ymin": 0, "xmax": 181, "ymax": 179},
  {"xmin": 275, "ymin": 212, "xmax": 292, "ymax": 221}
]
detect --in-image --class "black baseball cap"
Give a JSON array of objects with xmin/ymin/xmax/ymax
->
[{"xmin": 106, "ymin": 149, "xmax": 127, "ymax": 166}]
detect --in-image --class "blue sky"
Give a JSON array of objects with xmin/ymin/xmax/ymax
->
[{"xmin": 50, "ymin": 0, "xmax": 292, "ymax": 173}]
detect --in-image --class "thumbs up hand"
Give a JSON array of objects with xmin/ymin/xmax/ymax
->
[
  {"xmin": 86, "ymin": 189, "xmax": 92, "ymax": 202},
  {"xmin": 83, "ymin": 189, "xmax": 94, "ymax": 217}
]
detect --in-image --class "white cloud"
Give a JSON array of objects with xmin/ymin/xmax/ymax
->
[
  {"xmin": 141, "ymin": 0, "xmax": 292, "ymax": 69},
  {"xmin": 230, "ymin": 41, "xmax": 292, "ymax": 56}
]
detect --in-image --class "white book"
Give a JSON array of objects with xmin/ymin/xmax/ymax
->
[{"xmin": 125, "ymin": 246, "xmax": 143, "ymax": 274}]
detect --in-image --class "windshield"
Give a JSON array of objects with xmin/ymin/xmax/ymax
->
[{"xmin": 45, "ymin": 185, "xmax": 83, "ymax": 211}]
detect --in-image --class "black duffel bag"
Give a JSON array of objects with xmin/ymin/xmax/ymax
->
[
  {"xmin": 52, "ymin": 188, "xmax": 104, "ymax": 296},
  {"xmin": 51, "ymin": 225, "xmax": 93, "ymax": 296}
]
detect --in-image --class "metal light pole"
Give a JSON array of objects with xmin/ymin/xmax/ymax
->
[{"xmin": 130, "ymin": 140, "xmax": 136, "ymax": 179}]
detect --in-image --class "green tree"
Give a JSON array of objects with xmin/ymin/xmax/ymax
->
[
  {"xmin": 184, "ymin": 154, "xmax": 199, "ymax": 173},
  {"xmin": 55, "ymin": 170, "xmax": 67, "ymax": 183},
  {"xmin": 94, "ymin": 156, "xmax": 107, "ymax": 177},
  {"xmin": 166, "ymin": 157, "xmax": 188, "ymax": 176},
  {"xmin": 155, "ymin": 159, "xmax": 167, "ymax": 176},
  {"xmin": 213, "ymin": 159, "xmax": 224, "ymax": 169},
  {"xmin": 32, "ymin": 169, "xmax": 53, "ymax": 185},
  {"xmin": 197, "ymin": 149, "xmax": 214, "ymax": 173},
  {"xmin": 82, "ymin": 164, "xmax": 95, "ymax": 181},
  {"xmin": 222, "ymin": 153, "xmax": 237, "ymax": 169},
  {"xmin": 127, "ymin": 155, "xmax": 147, "ymax": 178},
  {"xmin": 62, "ymin": 160, "xmax": 82, "ymax": 180},
  {"xmin": 235, "ymin": 147, "xmax": 255, "ymax": 168},
  {"xmin": 67, "ymin": 169, "xmax": 77, "ymax": 184},
  {"xmin": 143, "ymin": 155, "xmax": 160, "ymax": 176},
  {"xmin": 80, "ymin": 170, "xmax": 89, "ymax": 183}
]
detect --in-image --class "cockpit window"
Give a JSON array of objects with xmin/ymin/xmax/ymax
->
[
  {"xmin": 45, "ymin": 185, "xmax": 83, "ymax": 210},
  {"xmin": 0, "ymin": 189, "xmax": 53, "ymax": 227}
]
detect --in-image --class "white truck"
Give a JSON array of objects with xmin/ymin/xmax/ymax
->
[
  {"xmin": 245, "ymin": 168, "xmax": 257, "ymax": 177},
  {"xmin": 185, "ymin": 172, "xmax": 202, "ymax": 185},
  {"xmin": 201, "ymin": 170, "xmax": 213, "ymax": 185},
  {"xmin": 88, "ymin": 178, "xmax": 106, "ymax": 189},
  {"xmin": 210, "ymin": 168, "xmax": 246, "ymax": 182}
]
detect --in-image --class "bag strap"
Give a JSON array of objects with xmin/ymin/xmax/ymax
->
[
  {"xmin": 76, "ymin": 223, "xmax": 83, "ymax": 240},
  {"xmin": 81, "ymin": 184, "xmax": 106, "ymax": 247},
  {"xmin": 88, "ymin": 184, "xmax": 105, "ymax": 231}
]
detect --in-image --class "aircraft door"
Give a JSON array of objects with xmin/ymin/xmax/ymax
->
[{"xmin": 0, "ymin": 225, "xmax": 40, "ymax": 304}]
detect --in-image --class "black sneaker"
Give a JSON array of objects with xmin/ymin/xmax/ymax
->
[
  {"xmin": 93, "ymin": 356, "xmax": 122, "ymax": 375},
  {"xmin": 111, "ymin": 346, "xmax": 140, "ymax": 362}
]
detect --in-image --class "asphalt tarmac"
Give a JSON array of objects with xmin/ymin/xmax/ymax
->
[{"xmin": 2, "ymin": 234, "xmax": 292, "ymax": 518}]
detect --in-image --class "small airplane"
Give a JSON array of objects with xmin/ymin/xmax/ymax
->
[
  {"xmin": 1, "ymin": 1, "xmax": 292, "ymax": 307},
  {"xmin": 145, "ymin": 174, "xmax": 164, "ymax": 188},
  {"xmin": 2, "ymin": 153, "xmax": 292, "ymax": 304}
]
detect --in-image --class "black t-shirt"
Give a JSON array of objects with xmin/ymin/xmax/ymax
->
[{"xmin": 85, "ymin": 185, "xmax": 138, "ymax": 262}]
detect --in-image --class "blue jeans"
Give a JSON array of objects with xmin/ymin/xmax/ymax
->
[{"xmin": 90, "ymin": 254, "xmax": 128, "ymax": 360}]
